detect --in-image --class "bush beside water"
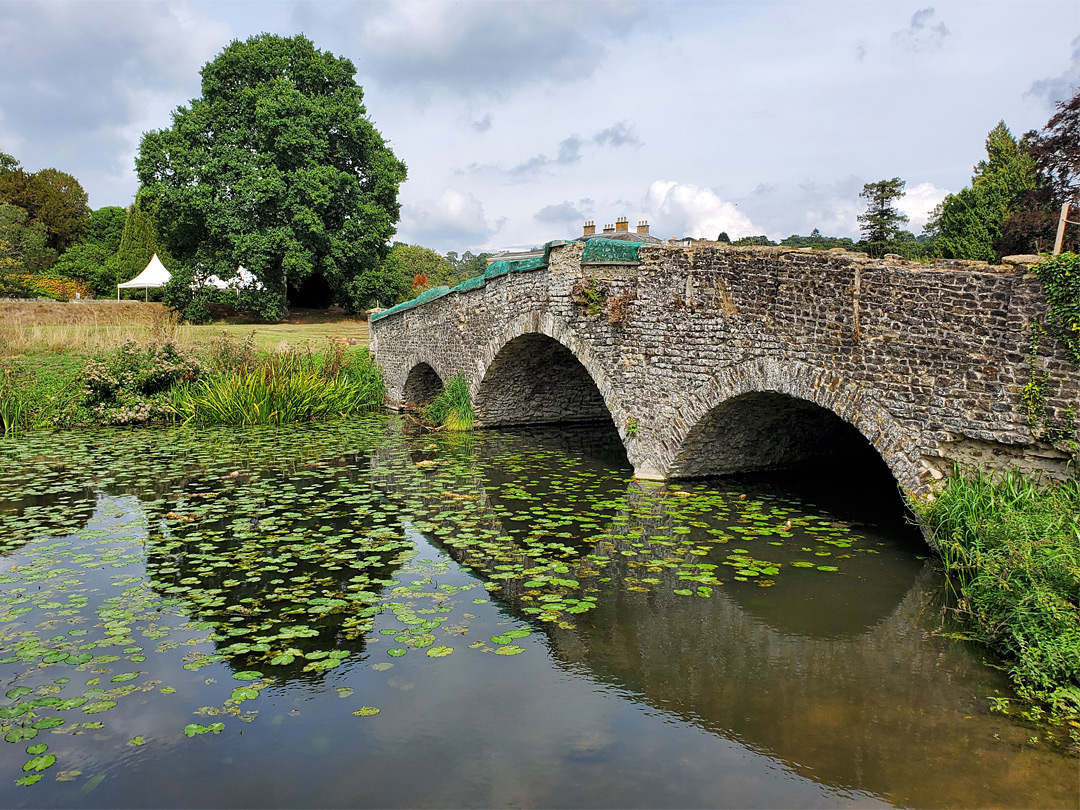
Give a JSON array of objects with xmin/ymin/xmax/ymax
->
[
  {"xmin": 915, "ymin": 468, "xmax": 1080, "ymax": 743},
  {"xmin": 420, "ymin": 373, "xmax": 473, "ymax": 431}
]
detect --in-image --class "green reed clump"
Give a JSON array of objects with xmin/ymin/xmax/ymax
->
[
  {"xmin": 421, "ymin": 373, "xmax": 473, "ymax": 431},
  {"xmin": 915, "ymin": 468, "xmax": 1080, "ymax": 734},
  {"xmin": 173, "ymin": 345, "xmax": 384, "ymax": 425}
]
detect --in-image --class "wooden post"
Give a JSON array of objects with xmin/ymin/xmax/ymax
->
[{"xmin": 1053, "ymin": 202, "xmax": 1069, "ymax": 255}]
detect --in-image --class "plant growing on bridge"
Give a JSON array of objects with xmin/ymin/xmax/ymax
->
[
  {"xmin": 571, "ymin": 277, "xmax": 606, "ymax": 317},
  {"xmin": 421, "ymin": 372, "xmax": 473, "ymax": 431},
  {"xmin": 1031, "ymin": 252, "xmax": 1080, "ymax": 367}
]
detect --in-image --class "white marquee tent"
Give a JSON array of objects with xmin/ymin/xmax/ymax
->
[{"xmin": 117, "ymin": 253, "xmax": 171, "ymax": 301}]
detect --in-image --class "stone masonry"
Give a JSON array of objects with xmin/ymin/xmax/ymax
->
[{"xmin": 370, "ymin": 241, "xmax": 1079, "ymax": 497}]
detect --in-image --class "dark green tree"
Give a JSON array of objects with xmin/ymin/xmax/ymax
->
[
  {"xmin": 857, "ymin": 178, "xmax": 908, "ymax": 255},
  {"xmin": 136, "ymin": 33, "xmax": 407, "ymax": 321},
  {"xmin": 780, "ymin": 228, "xmax": 856, "ymax": 250},
  {"xmin": 0, "ymin": 202, "xmax": 55, "ymax": 276},
  {"xmin": 0, "ymin": 151, "xmax": 17, "ymax": 176},
  {"xmin": 926, "ymin": 122, "xmax": 1039, "ymax": 261},
  {"xmin": 444, "ymin": 249, "xmax": 491, "ymax": 284},
  {"xmin": 731, "ymin": 235, "xmax": 776, "ymax": 246},
  {"xmin": 0, "ymin": 166, "xmax": 90, "ymax": 253}
]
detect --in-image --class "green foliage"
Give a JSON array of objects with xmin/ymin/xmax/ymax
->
[
  {"xmin": 115, "ymin": 195, "xmax": 170, "ymax": 299},
  {"xmin": 82, "ymin": 339, "xmax": 204, "ymax": 425},
  {"xmin": 378, "ymin": 243, "xmax": 454, "ymax": 305},
  {"xmin": 0, "ymin": 165, "xmax": 90, "ymax": 253},
  {"xmin": 421, "ymin": 372, "xmax": 473, "ymax": 431},
  {"xmin": 858, "ymin": 178, "xmax": 908, "ymax": 253},
  {"xmin": 172, "ymin": 346, "xmax": 384, "ymax": 425},
  {"xmin": 731, "ymin": 234, "xmax": 776, "ymax": 246},
  {"xmin": 914, "ymin": 469, "xmax": 1080, "ymax": 733},
  {"xmin": 0, "ymin": 202, "xmax": 56, "ymax": 277},
  {"xmin": 1031, "ymin": 252, "xmax": 1080, "ymax": 366},
  {"xmin": 52, "ymin": 206, "xmax": 127, "ymax": 295},
  {"xmin": 445, "ymin": 250, "xmax": 492, "ymax": 282},
  {"xmin": 779, "ymin": 229, "xmax": 856, "ymax": 250},
  {"xmin": 136, "ymin": 33, "xmax": 407, "ymax": 320},
  {"xmin": 928, "ymin": 122, "xmax": 1040, "ymax": 261}
]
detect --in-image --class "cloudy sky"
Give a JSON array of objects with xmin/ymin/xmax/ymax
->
[{"xmin": 1, "ymin": 1, "xmax": 1077, "ymax": 253}]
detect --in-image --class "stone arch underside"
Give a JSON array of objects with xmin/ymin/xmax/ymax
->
[
  {"xmin": 472, "ymin": 313, "xmax": 618, "ymax": 429},
  {"xmin": 401, "ymin": 362, "xmax": 444, "ymax": 406},
  {"xmin": 663, "ymin": 359, "xmax": 922, "ymax": 495}
]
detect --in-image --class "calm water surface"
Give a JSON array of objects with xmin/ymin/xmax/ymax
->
[{"xmin": 0, "ymin": 417, "xmax": 1075, "ymax": 808}]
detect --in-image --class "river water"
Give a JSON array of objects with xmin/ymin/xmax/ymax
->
[{"xmin": 0, "ymin": 417, "xmax": 1074, "ymax": 808}]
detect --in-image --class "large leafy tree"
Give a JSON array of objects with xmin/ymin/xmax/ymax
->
[
  {"xmin": 0, "ymin": 202, "xmax": 55, "ymax": 276},
  {"xmin": 136, "ymin": 33, "xmax": 407, "ymax": 321},
  {"xmin": 926, "ymin": 122, "xmax": 1039, "ymax": 261},
  {"xmin": 857, "ymin": 178, "xmax": 908, "ymax": 255}
]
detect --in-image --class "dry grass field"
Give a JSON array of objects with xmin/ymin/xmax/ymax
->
[{"xmin": 0, "ymin": 301, "xmax": 370, "ymax": 357}]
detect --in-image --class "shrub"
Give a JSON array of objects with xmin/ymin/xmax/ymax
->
[{"xmin": 83, "ymin": 338, "xmax": 203, "ymax": 425}]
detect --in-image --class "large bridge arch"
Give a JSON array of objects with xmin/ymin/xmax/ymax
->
[
  {"xmin": 471, "ymin": 311, "xmax": 627, "ymax": 435},
  {"xmin": 658, "ymin": 358, "xmax": 922, "ymax": 496}
]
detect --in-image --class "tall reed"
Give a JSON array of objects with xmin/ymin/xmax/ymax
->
[
  {"xmin": 172, "ymin": 345, "xmax": 384, "ymax": 425},
  {"xmin": 421, "ymin": 373, "xmax": 473, "ymax": 431}
]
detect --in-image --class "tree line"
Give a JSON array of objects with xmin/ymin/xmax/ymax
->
[{"xmin": 2, "ymin": 30, "xmax": 1077, "ymax": 317}]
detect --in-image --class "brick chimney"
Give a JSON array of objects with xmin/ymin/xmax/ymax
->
[
  {"xmin": 603, "ymin": 223, "xmax": 615, "ymax": 234},
  {"xmin": 615, "ymin": 216, "xmax": 629, "ymax": 233},
  {"xmin": 582, "ymin": 220, "xmax": 595, "ymax": 236},
  {"xmin": 636, "ymin": 220, "xmax": 649, "ymax": 235}
]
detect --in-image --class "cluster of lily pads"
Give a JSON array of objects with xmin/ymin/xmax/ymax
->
[{"xmin": 0, "ymin": 417, "xmax": 884, "ymax": 791}]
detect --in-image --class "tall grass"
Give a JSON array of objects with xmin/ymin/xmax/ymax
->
[
  {"xmin": 173, "ymin": 345, "xmax": 385, "ymax": 425},
  {"xmin": 914, "ymin": 468, "xmax": 1080, "ymax": 735},
  {"xmin": 0, "ymin": 304, "xmax": 188, "ymax": 357},
  {"xmin": 421, "ymin": 373, "xmax": 474, "ymax": 431}
]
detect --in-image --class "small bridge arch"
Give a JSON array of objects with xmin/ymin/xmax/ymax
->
[{"xmin": 471, "ymin": 311, "xmax": 626, "ymax": 435}]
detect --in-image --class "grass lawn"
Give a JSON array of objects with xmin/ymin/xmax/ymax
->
[{"xmin": 0, "ymin": 301, "xmax": 369, "ymax": 357}]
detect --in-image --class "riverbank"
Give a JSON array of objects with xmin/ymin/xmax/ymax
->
[
  {"xmin": 1, "ymin": 325, "xmax": 381, "ymax": 433},
  {"xmin": 915, "ymin": 469, "xmax": 1080, "ymax": 747}
]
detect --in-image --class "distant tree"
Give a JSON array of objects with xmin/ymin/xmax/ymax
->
[
  {"xmin": 372, "ymin": 243, "xmax": 454, "ymax": 306},
  {"xmin": 445, "ymin": 250, "xmax": 492, "ymax": 283},
  {"xmin": 926, "ymin": 122, "xmax": 1040, "ymax": 261},
  {"xmin": 732, "ymin": 235, "xmax": 776, "ymax": 246},
  {"xmin": 0, "ymin": 203, "xmax": 55, "ymax": 277},
  {"xmin": 115, "ymin": 196, "xmax": 169, "ymax": 284},
  {"xmin": 0, "ymin": 151, "xmax": 17, "ymax": 176},
  {"xmin": 136, "ymin": 33, "xmax": 407, "ymax": 321},
  {"xmin": 858, "ymin": 178, "xmax": 908, "ymax": 255},
  {"xmin": 716, "ymin": 231, "xmax": 731, "ymax": 243},
  {"xmin": 52, "ymin": 206, "xmax": 127, "ymax": 295},
  {"xmin": 780, "ymin": 229, "xmax": 856, "ymax": 250},
  {"xmin": 996, "ymin": 89, "xmax": 1080, "ymax": 256},
  {"xmin": 0, "ymin": 166, "xmax": 90, "ymax": 253}
]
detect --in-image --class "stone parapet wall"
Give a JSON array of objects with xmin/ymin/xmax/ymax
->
[{"xmin": 370, "ymin": 242, "xmax": 1079, "ymax": 494}]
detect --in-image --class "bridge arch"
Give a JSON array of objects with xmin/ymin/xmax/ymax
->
[
  {"xmin": 471, "ymin": 311, "xmax": 625, "ymax": 433},
  {"xmin": 401, "ymin": 361, "xmax": 445, "ymax": 407},
  {"xmin": 662, "ymin": 358, "xmax": 922, "ymax": 496}
]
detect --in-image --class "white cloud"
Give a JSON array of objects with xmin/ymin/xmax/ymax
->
[
  {"xmin": 397, "ymin": 189, "xmax": 503, "ymax": 252},
  {"xmin": 897, "ymin": 182, "xmax": 950, "ymax": 232},
  {"xmin": 643, "ymin": 181, "xmax": 762, "ymax": 241}
]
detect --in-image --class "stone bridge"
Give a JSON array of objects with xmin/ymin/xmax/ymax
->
[{"xmin": 369, "ymin": 239, "xmax": 1078, "ymax": 497}]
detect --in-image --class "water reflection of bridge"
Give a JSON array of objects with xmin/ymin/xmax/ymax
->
[{"xmin": 375, "ymin": 423, "xmax": 1075, "ymax": 810}]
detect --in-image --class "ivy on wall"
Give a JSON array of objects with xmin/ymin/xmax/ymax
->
[{"xmin": 1031, "ymin": 252, "xmax": 1080, "ymax": 367}]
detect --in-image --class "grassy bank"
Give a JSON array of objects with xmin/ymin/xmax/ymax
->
[
  {"xmin": 914, "ymin": 468, "xmax": 1080, "ymax": 745},
  {"xmin": 1, "ymin": 327, "xmax": 382, "ymax": 433}
]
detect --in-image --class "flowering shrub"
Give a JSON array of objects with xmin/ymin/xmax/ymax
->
[
  {"xmin": 14, "ymin": 274, "xmax": 94, "ymax": 301},
  {"xmin": 83, "ymin": 339, "xmax": 203, "ymax": 425}
]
